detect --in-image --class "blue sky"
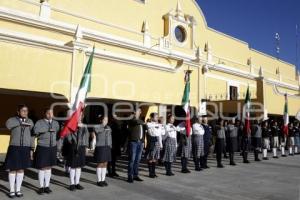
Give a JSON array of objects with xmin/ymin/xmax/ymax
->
[{"xmin": 196, "ymin": 0, "xmax": 300, "ymax": 71}]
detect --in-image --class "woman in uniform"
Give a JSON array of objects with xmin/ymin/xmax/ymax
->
[
  {"xmin": 93, "ymin": 115, "xmax": 112, "ymax": 187},
  {"xmin": 192, "ymin": 116, "xmax": 204, "ymax": 171},
  {"xmin": 5, "ymin": 104, "xmax": 34, "ymax": 198},
  {"xmin": 226, "ymin": 118, "xmax": 238, "ymax": 166},
  {"xmin": 146, "ymin": 113, "xmax": 164, "ymax": 178},
  {"xmin": 214, "ymin": 119, "xmax": 226, "ymax": 168},
  {"xmin": 34, "ymin": 108, "xmax": 60, "ymax": 194},
  {"xmin": 64, "ymin": 114, "xmax": 89, "ymax": 191},
  {"xmin": 177, "ymin": 120, "xmax": 193, "ymax": 173},
  {"xmin": 162, "ymin": 114, "xmax": 177, "ymax": 176}
]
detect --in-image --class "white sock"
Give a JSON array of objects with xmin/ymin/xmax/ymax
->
[
  {"xmin": 75, "ymin": 168, "xmax": 81, "ymax": 185},
  {"xmin": 38, "ymin": 170, "xmax": 45, "ymax": 188},
  {"xmin": 263, "ymin": 149, "xmax": 267, "ymax": 158},
  {"xmin": 69, "ymin": 168, "xmax": 76, "ymax": 185},
  {"xmin": 281, "ymin": 147, "xmax": 285, "ymax": 155},
  {"xmin": 96, "ymin": 168, "xmax": 102, "ymax": 182},
  {"xmin": 44, "ymin": 169, "xmax": 51, "ymax": 187},
  {"xmin": 273, "ymin": 148, "xmax": 277, "ymax": 157},
  {"xmin": 289, "ymin": 147, "xmax": 293, "ymax": 154},
  {"xmin": 101, "ymin": 168, "xmax": 107, "ymax": 182},
  {"xmin": 16, "ymin": 173, "xmax": 24, "ymax": 192},
  {"xmin": 295, "ymin": 146, "xmax": 298, "ymax": 153},
  {"xmin": 8, "ymin": 173, "xmax": 16, "ymax": 193}
]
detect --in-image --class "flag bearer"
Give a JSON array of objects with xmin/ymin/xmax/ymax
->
[
  {"xmin": 214, "ymin": 119, "xmax": 226, "ymax": 168},
  {"xmin": 280, "ymin": 123, "xmax": 288, "ymax": 157},
  {"xmin": 5, "ymin": 104, "xmax": 34, "ymax": 198},
  {"xmin": 93, "ymin": 115, "xmax": 112, "ymax": 187},
  {"xmin": 162, "ymin": 114, "xmax": 178, "ymax": 176},
  {"xmin": 177, "ymin": 121, "xmax": 193, "ymax": 173},
  {"xmin": 63, "ymin": 115, "xmax": 89, "ymax": 191},
  {"xmin": 261, "ymin": 121, "xmax": 271, "ymax": 160},
  {"xmin": 226, "ymin": 118, "xmax": 238, "ymax": 166},
  {"xmin": 271, "ymin": 121, "xmax": 280, "ymax": 158},
  {"xmin": 34, "ymin": 108, "xmax": 60, "ymax": 194},
  {"xmin": 251, "ymin": 120, "xmax": 262, "ymax": 162},
  {"xmin": 288, "ymin": 123, "xmax": 295, "ymax": 156},
  {"xmin": 146, "ymin": 112, "xmax": 165, "ymax": 178},
  {"xmin": 192, "ymin": 116, "xmax": 205, "ymax": 171}
]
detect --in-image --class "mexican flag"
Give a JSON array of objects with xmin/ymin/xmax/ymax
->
[
  {"xmin": 283, "ymin": 93, "xmax": 289, "ymax": 136},
  {"xmin": 60, "ymin": 47, "xmax": 95, "ymax": 138},
  {"xmin": 181, "ymin": 70, "xmax": 192, "ymax": 137},
  {"xmin": 243, "ymin": 86, "xmax": 251, "ymax": 136}
]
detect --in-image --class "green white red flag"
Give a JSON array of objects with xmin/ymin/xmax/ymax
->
[
  {"xmin": 60, "ymin": 47, "xmax": 95, "ymax": 138},
  {"xmin": 283, "ymin": 93, "xmax": 289, "ymax": 136},
  {"xmin": 243, "ymin": 86, "xmax": 251, "ymax": 136},
  {"xmin": 181, "ymin": 70, "xmax": 192, "ymax": 137}
]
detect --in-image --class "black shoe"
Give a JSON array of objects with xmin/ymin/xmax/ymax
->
[
  {"xmin": 230, "ymin": 162, "xmax": 237, "ymax": 166},
  {"xmin": 75, "ymin": 184, "xmax": 84, "ymax": 190},
  {"xmin": 282, "ymin": 154, "xmax": 287, "ymax": 157},
  {"xmin": 7, "ymin": 192, "xmax": 16, "ymax": 199},
  {"xmin": 289, "ymin": 154, "xmax": 294, "ymax": 156},
  {"xmin": 195, "ymin": 167, "xmax": 202, "ymax": 171},
  {"xmin": 263, "ymin": 157, "xmax": 269, "ymax": 160},
  {"xmin": 102, "ymin": 181, "xmax": 108, "ymax": 186},
  {"xmin": 69, "ymin": 185, "xmax": 76, "ymax": 191},
  {"xmin": 273, "ymin": 156, "xmax": 279, "ymax": 159},
  {"xmin": 217, "ymin": 164, "xmax": 224, "ymax": 168},
  {"xmin": 255, "ymin": 158, "xmax": 261, "ymax": 162},
  {"xmin": 97, "ymin": 181, "xmax": 104, "ymax": 187},
  {"xmin": 203, "ymin": 165, "xmax": 210, "ymax": 169},
  {"xmin": 15, "ymin": 192, "xmax": 23, "ymax": 198},
  {"xmin": 112, "ymin": 172, "xmax": 119, "ymax": 177},
  {"xmin": 243, "ymin": 160, "xmax": 250, "ymax": 164},
  {"xmin": 44, "ymin": 187, "xmax": 52, "ymax": 194},
  {"xmin": 149, "ymin": 174, "xmax": 155, "ymax": 178},
  {"xmin": 37, "ymin": 188, "xmax": 44, "ymax": 195},
  {"xmin": 133, "ymin": 176, "xmax": 143, "ymax": 182},
  {"xmin": 127, "ymin": 178, "xmax": 134, "ymax": 183}
]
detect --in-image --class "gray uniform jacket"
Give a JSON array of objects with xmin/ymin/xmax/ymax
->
[
  {"xmin": 93, "ymin": 124, "xmax": 112, "ymax": 148},
  {"xmin": 252, "ymin": 125, "xmax": 262, "ymax": 138},
  {"xmin": 215, "ymin": 125, "xmax": 226, "ymax": 139},
  {"xmin": 6, "ymin": 117, "xmax": 34, "ymax": 148},
  {"xmin": 34, "ymin": 119, "xmax": 60, "ymax": 147},
  {"xmin": 67, "ymin": 126, "xmax": 90, "ymax": 147},
  {"xmin": 227, "ymin": 124, "xmax": 238, "ymax": 138}
]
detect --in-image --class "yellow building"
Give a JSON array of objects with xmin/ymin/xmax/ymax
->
[{"xmin": 0, "ymin": 0, "xmax": 299, "ymax": 153}]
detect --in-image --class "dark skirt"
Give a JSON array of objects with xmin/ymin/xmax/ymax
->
[
  {"xmin": 94, "ymin": 146, "xmax": 112, "ymax": 163},
  {"xmin": 4, "ymin": 146, "xmax": 32, "ymax": 171},
  {"xmin": 65, "ymin": 145, "xmax": 86, "ymax": 168},
  {"xmin": 215, "ymin": 138, "xmax": 225, "ymax": 153},
  {"xmin": 34, "ymin": 145, "xmax": 57, "ymax": 169},
  {"xmin": 252, "ymin": 137, "xmax": 262, "ymax": 148},
  {"xmin": 228, "ymin": 137, "xmax": 238, "ymax": 153}
]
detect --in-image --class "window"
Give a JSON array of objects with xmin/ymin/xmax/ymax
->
[
  {"xmin": 229, "ymin": 86, "xmax": 238, "ymax": 100},
  {"xmin": 174, "ymin": 26, "xmax": 186, "ymax": 43}
]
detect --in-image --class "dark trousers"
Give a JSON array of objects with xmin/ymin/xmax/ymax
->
[
  {"xmin": 128, "ymin": 141, "xmax": 144, "ymax": 178},
  {"xmin": 108, "ymin": 152, "xmax": 117, "ymax": 175}
]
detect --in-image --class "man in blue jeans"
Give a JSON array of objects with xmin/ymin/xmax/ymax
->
[{"xmin": 127, "ymin": 108, "xmax": 146, "ymax": 183}]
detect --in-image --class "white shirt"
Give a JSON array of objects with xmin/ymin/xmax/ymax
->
[
  {"xmin": 192, "ymin": 123, "xmax": 205, "ymax": 135},
  {"xmin": 147, "ymin": 121, "xmax": 165, "ymax": 148},
  {"xmin": 177, "ymin": 122, "xmax": 193, "ymax": 136},
  {"xmin": 165, "ymin": 123, "xmax": 178, "ymax": 139}
]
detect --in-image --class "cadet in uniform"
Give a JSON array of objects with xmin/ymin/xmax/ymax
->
[
  {"xmin": 214, "ymin": 119, "xmax": 226, "ymax": 168},
  {"xmin": 34, "ymin": 108, "xmax": 60, "ymax": 194},
  {"xmin": 294, "ymin": 121, "xmax": 300, "ymax": 154},
  {"xmin": 226, "ymin": 118, "xmax": 238, "ymax": 166},
  {"xmin": 261, "ymin": 120, "xmax": 271, "ymax": 160},
  {"xmin": 288, "ymin": 123, "xmax": 295, "ymax": 156},
  {"xmin": 162, "ymin": 114, "xmax": 177, "ymax": 176},
  {"xmin": 93, "ymin": 115, "xmax": 112, "ymax": 187},
  {"xmin": 201, "ymin": 117, "xmax": 212, "ymax": 169},
  {"xmin": 192, "ymin": 116, "xmax": 205, "ymax": 171},
  {"xmin": 271, "ymin": 121, "xmax": 280, "ymax": 158},
  {"xmin": 251, "ymin": 120, "xmax": 262, "ymax": 161},
  {"xmin": 5, "ymin": 104, "xmax": 34, "ymax": 198}
]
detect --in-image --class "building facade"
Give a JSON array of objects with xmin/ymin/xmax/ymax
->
[{"xmin": 0, "ymin": 0, "xmax": 299, "ymax": 153}]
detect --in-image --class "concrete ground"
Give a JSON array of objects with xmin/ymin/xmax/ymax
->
[{"xmin": 0, "ymin": 152, "xmax": 299, "ymax": 200}]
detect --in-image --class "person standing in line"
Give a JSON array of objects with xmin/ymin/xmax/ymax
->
[
  {"xmin": 288, "ymin": 122, "xmax": 295, "ymax": 156},
  {"xmin": 261, "ymin": 120, "xmax": 271, "ymax": 160},
  {"xmin": 214, "ymin": 119, "xmax": 226, "ymax": 168},
  {"xmin": 226, "ymin": 118, "xmax": 238, "ymax": 166},
  {"xmin": 4, "ymin": 104, "xmax": 34, "ymax": 198},
  {"xmin": 251, "ymin": 120, "xmax": 262, "ymax": 162},
  {"xmin": 33, "ymin": 108, "xmax": 60, "ymax": 195},
  {"xmin": 241, "ymin": 121, "xmax": 251, "ymax": 164},
  {"xmin": 223, "ymin": 120, "xmax": 229, "ymax": 159},
  {"xmin": 177, "ymin": 120, "xmax": 193, "ymax": 173},
  {"xmin": 271, "ymin": 121, "xmax": 280, "ymax": 158},
  {"xmin": 63, "ymin": 114, "xmax": 89, "ymax": 191},
  {"xmin": 294, "ymin": 121, "xmax": 300, "ymax": 154},
  {"xmin": 280, "ymin": 121, "xmax": 288, "ymax": 157},
  {"xmin": 146, "ymin": 113, "xmax": 165, "ymax": 178},
  {"xmin": 201, "ymin": 116, "xmax": 212, "ymax": 169},
  {"xmin": 192, "ymin": 116, "xmax": 205, "ymax": 171},
  {"xmin": 162, "ymin": 114, "xmax": 177, "ymax": 176},
  {"xmin": 127, "ymin": 108, "xmax": 146, "ymax": 183},
  {"xmin": 93, "ymin": 115, "xmax": 112, "ymax": 187}
]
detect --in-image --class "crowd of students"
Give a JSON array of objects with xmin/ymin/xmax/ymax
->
[{"xmin": 3, "ymin": 104, "xmax": 300, "ymax": 198}]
